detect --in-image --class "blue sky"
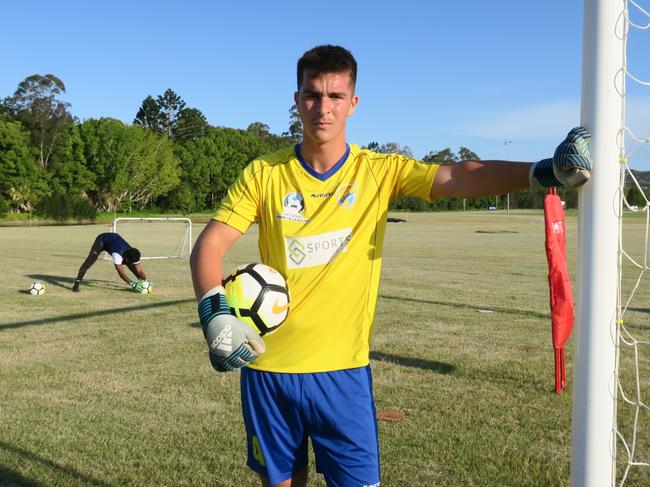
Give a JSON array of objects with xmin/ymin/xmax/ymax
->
[{"xmin": 2, "ymin": 0, "xmax": 649, "ymax": 168}]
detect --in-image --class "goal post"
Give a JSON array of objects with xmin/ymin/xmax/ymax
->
[
  {"xmin": 108, "ymin": 217, "xmax": 193, "ymax": 260},
  {"xmin": 572, "ymin": 0, "xmax": 624, "ymax": 486}
]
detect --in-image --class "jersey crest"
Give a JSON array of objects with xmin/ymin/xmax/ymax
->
[{"xmin": 336, "ymin": 182, "xmax": 357, "ymax": 209}]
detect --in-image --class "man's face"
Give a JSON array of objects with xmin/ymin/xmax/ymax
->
[{"xmin": 294, "ymin": 70, "xmax": 358, "ymax": 148}]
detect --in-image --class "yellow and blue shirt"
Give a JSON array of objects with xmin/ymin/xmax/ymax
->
[{"xmin": 213, "ymin": 144, "xmax": 438, "ymax": 373}]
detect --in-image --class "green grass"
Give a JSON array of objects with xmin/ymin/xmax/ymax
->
[{"xmin": 1, "ymin": 211, "xmax": 649, "ymax": 486}]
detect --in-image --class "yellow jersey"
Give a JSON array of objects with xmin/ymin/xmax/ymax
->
[{"xmin": 213, "ymin": 144, "xmax": 438, "ymax": 373}]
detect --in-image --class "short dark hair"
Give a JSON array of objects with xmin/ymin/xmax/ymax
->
[
  {"xmin": 123, "ymin": 248, "xmax": 141, "ymax": 264},
  {"xmin": 297, "ymin": 45, "xmax": 357, "ymax": 91}
]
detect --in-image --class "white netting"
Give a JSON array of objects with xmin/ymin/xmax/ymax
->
[
  {"xmin": 103, "ymin": 217, "xmax": 193, "ymax": 261},
  {"xmin": 615, "ymin": 1, "xmax": 650, "ymax": 485}
]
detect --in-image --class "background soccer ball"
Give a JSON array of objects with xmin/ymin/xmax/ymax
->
[
  {"xmin": 140, "ymin": 280, "xmax": 152, "ymax": 294},
  {"xmin": 224, "ymin": 263, "xmax": 290, "ymax": 336},
  {"xmin": 29, "ymin": 282, "xmax": 46, "ymax": 296}
]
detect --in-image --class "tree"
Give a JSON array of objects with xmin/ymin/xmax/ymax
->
[
  {"xmin": 365, "ymin": 141, "xmax": 380, "ymax": 152},
  {"xmin": 175, "ymin": 107, "xmax": 208, "ymax": 140},
  {"xmin": 47, "ymin": 124, "xmax": 93, "ymax": 194},
  {"xmin": 134, "ymin": 89, "xmax": 207, "ymax": 141},
  {"xmin": 363, "ymin": 142, "xmax": 413, "ymax": 157},
  {"xmin": 458, "ymin": 147, "xmax": 480, "ymax": 161},
  {"xmin": 79, "ymin": 118, "xmax": 180, "ymax": 211},
  {"xmin": 156, "ymin": 88, "xmax": 186, "ymax": 137},
  {"xmin": 3, "ymin": 74, "xmax": 74, "ymax": 169},
  {"xmin": 423, "ymin": 148, "xmax": 457, "ymax": 164},
  {"xmin": 247, "ymin": 122, "xmax": 272, "ymax": 139},
  {"xmin": 283, "ymin": 104, "xmax": 302, "ymax": 142},
  {"xmin": 0, "ymin": 119, "xmax": 45, "ymax": 213},
  {"xmin": 168, "ymin": 126, "xmax": 277, "ymax": 211},
  {"xmin": 626, "ymin": 185, "xmax": 647, "ymax": 208},
  {"xmin": 133, "ymin": 95, "xmax": 161, "ymax": 131}
]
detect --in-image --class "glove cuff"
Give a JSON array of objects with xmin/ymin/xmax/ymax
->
[
  {"xmin": 530, "ymin": 158, "xmax": 561, "ymax": 188},
  {"xmin": 199, "ymin": 285, "xmax": 225, "ymax": 303},
  {"xmin": 197, "ymin": 286, "xmax": 231, "ymax": 333}
]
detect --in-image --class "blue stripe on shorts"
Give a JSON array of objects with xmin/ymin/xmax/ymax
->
[{"xmin": 240, "ymin": 366, "xmax": 380, "ymax": 487}]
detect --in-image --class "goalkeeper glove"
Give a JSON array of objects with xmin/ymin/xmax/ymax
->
[
  {"xmin": 198, "ymin": 286, "xmax": 265, "ymax": 372},
  {"xmin": 129, "ymin": 280, "xmax": 144, "ymax": 292},
  {"xmin": 530, "ymin": 127, "xmax": 592, "ymax": 188}
]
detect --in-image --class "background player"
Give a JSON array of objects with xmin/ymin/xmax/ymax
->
[
  {"xmin": 73, "ymin": 232, "xmax": 149, "ymax": 292},
  {"xmin": 191, "ymin": 45, "xmax": 592, "ymax": 487}
]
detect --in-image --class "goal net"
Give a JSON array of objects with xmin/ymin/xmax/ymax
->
[
  {"xmin": 574, "ymin": 1, "xmax": 650, "ymax": 486},
  {"xmin": 103, "ymin": 217, "xmax": 193, "ymax": 260},
  {"xmin": 614, "ymin": 1, "xmax": 650, "ymax": 485}
]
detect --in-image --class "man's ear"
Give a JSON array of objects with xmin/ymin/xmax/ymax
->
[
  {"xmin": 348, "ymin": 94, "xmax": 359, "ymax": 116},
  {"xmin": 294, "ymin": 91, "xmax": 299, "ymax": 106}
]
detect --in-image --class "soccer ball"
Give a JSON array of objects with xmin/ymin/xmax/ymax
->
[
  {"xmin": 140, "ymin": 280, "xmax": 152, "ymax": 294},
  {"xmin": 224, "ymin": 263, "xmax": 290, "ymax": 336},
  {"xmin": 29, "ymin": 282, "xmax": 45, "ymax": 296}
]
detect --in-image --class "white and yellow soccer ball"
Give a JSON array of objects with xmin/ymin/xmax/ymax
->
[
  {"xmin": 139, "ymin": 280, "xmax": 152, "ymax": 294},
  {"xmin": 224, "ymin": 263, "xmax": 290, "ymax": 336},
  {"xmin": 29, "ymin": 281, "xmax": 46, "ymax": 296}
]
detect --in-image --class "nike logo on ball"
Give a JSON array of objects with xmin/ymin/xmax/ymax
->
[{"xmin": 272, "ymin": 301, "xmax": 289, "ymax": 314}]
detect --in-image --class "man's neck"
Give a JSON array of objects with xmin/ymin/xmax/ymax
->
[{"xmin": 299, "ymin": 140, "xmax": 348, "ymax": 174}]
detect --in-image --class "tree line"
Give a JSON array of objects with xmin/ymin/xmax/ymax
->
[{"xmin": 0, "ymin": 74, "xmax": 582, "ymax": 220}]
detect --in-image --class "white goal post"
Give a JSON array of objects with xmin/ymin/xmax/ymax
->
[
  {"xmin": 107, "ymin": 217, "xmax": 193, "ymax": 260},
  {"xmin": 574, "ymin": 0, "xmax": 650, "ymax": 486},
  {"xmin": 572, "ymin": 1, "xmax": 622, "ymax": 485}
]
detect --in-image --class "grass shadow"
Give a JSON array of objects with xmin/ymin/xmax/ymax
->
[
  {"xmin": 379, "ymin": 294, "xmax": 550, "ymax": 319},
  {"xmin": 0, "ymin": 298, "xmax": 195, "ymax": 331},
  {"xmin": 0, "ymin": 467, "xmax": 41, "ymax": 486},
  {"xmin": 0, "ymin": 441, "xmax": 113, "ymax": 486},
  {"xmin": 628, "ymin": 307, "xmax": 650, "ymax": 314},
  {"xmin": 26, "ymin": 274, "xmax": 116, "ymax": 292},
  {"xmin": 371, "ymin": 351, "xmax": 455, "ymax": 374}
]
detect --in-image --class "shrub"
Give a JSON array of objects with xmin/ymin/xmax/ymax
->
[
  {"xmin": 0, "ymin": 197, "xmax": 8, "ymax": 218},
  {"xmin": 35, "ymin": 191, "xmax": 97, "ymax": 221}
]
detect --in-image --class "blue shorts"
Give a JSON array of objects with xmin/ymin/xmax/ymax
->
[{"xmin": 240, "ymin": 366, "xmax": 380, "ymax": 487}]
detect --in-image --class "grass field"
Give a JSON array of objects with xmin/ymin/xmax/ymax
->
[{"xmin": 1, "ymin": 211, "xmax": 649, "ymax": 486}]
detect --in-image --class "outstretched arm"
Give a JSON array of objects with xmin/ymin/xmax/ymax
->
[
  {"xmin": 431, "ymin": 160, "xmax": 532, "ymax": 200},
  {"xmin": 114, "ymin": 264, "xmax": 134, "ymax": 285},
  {"xmin": 125, "ymin": 262, "xmax": 147, "ymax": 280},
  {"xmin": 431, "ymin": 127, "xmax": 593, "ymax": 199}
]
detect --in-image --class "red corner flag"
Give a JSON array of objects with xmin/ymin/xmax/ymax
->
[{"xmin": 544, "ymin": 188, "xmax": 575, "ymax": 393}]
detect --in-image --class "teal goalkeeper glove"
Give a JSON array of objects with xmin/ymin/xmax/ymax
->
[
  {"xmin": 198, "ymin": 286, "xmax": 265, "ymax": 372},
  {"xmin": 530, "ymin": 127, "xmax": 592, "ymax": 188}
]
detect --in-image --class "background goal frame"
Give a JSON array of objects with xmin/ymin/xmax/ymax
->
[{"xmin": 108, "ymin": 217, "xmax": 193, "ymax": 260}]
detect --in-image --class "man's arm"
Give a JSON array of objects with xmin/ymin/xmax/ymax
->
[
  {"xmin": 114, "ymin": 264, "xmax": 134, "ymax": 285},
  {"xmin": 190, "ymin": 220, "xmax": 265, "ymax": 372},
  {"xmin": 190, "ymin": 220, "xmax": 243, "ymax": 300},
  {"xmin": 431, "ymin": 160, "xmax": 532, "ymax": 200},
  {"xmin": 431, "ymin": 128, "xmax": 593, "ymax": 199},
  {"xmin": 133, "ymin": 263, "xmax": 147, "ymax": 280}
]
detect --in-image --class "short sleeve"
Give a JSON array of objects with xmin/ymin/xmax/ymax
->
[
  {"xmin": 212, "ymin": 160, "xmax": 262, "ymax": 234},
  {"xmin": 394, "ymin": 156, "xmax": 439, "ymax": 202}
]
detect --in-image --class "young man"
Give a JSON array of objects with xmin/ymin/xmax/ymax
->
[
  {"xmin": 191, "ymin": 45, "xmax": 591, "ymax": 487},
  {"xmin": 73, "ymin": 232, "xmax": 149, "ymax": 292}
]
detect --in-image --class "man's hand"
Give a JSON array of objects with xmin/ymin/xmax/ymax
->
[
  {"xmin": 198, "ymin": 286, "xmax": 265, "ymax": 372},
  {"xmin": 129, "ymin": 280, "xmax": 145, "ymax": 293},
  {"xmin": 531, "ymin": 127, "xmax": 592, "ymax": 188}
]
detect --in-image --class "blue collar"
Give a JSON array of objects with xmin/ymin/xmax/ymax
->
[{"xmin": 295, "ymin": 143, "xmax": 350, "ymax": 181}]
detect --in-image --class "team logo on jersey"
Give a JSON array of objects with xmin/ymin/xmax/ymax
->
[
  {"xmin": 285, "ymin": 228, "xmax": 352, "ymax": 268},
  {"xmin": 336, "ymin": 182, "xmax": 357, "ymax": 209},
  {"xmin": 277, "ymin": 192, "xmax": 310, "ymax": 223}
]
